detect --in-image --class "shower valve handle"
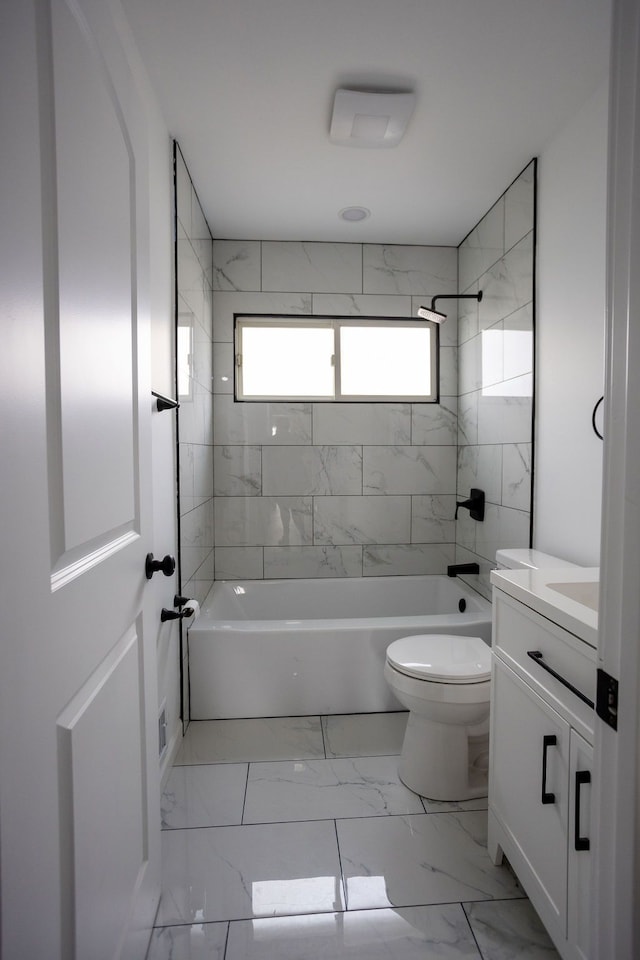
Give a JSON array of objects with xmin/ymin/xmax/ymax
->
[{"xmin": 145, "ymin": 553, "xmax": 176, "ymax": 579}]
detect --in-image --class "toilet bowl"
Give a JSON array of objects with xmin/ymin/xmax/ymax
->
[{"xmin": 384, "ymin": 633, "xmax": 491, "ymax": 801}]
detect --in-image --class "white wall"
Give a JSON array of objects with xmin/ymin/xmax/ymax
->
[{"xmin": 534, "ymin": 81, "xmax": 608, "ymax": 565}]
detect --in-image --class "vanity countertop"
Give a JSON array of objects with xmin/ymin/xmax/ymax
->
[{"xmin": 490, "ymin": 566, "xmax": 599, "ymax": 649}]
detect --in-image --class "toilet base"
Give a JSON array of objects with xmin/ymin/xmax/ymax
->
[{"xmin": 397, "ymin": 711, "xmax": 489, "ymax": 801}]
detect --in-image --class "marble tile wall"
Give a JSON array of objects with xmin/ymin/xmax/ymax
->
[
  {"xmin": 455, "ymin": 161, "xmax": 535, "ymax": 598},
  {"xmin": 175, "ymin": 148, "xmax": 214, "ymax": 619},
  {"xmin": 211, "ymin": 241, "xmax": 458, "ymax": 579}
]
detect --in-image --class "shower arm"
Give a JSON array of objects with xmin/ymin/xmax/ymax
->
[{"xmin": 430, "ymin": 291, "xmax": 483, "ymax": 313}]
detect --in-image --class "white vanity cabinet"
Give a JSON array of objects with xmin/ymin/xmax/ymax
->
[{"xmin": 488, "ymin": 572, "xmax": 598, "ymax": 960}]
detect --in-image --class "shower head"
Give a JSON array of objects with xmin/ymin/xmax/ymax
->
[
  {"xmin": 417, "ymin": 290, "xmax": 483, "ymax": 323},
  {"xmin": 416, "ymin": 305, "xmax": 448, "ymax": 324}
]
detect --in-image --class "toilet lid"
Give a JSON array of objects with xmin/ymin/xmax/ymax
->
[{"xmin": 386, "ymin": 634, "xmax": 491, "ymax": 683}]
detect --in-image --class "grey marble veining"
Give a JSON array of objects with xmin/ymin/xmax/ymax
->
[
  {"xmin": 213, "ymin": 291, "xmax": 312, "ymax": 342},
  {"xmin": 464, "ymin": 898, "xmax": 561, "ymax": 959},
  {"xmin": 162, "ymin": 763, "xmax": 248, "ymax": 829},
  {"xmin": 263, "ymin": 545, "xmax": 363, "ymax": 579},
  {"xmin": 242, "ymin": 757, "xmax": 425, "ymax": 823},
  {"xmin": 457, "ymin": 392, "xmax": 479, "ymax": 446},
  {"xmin": 313, "ymin": 403, "xmax": 411, "ymax": 446},
  {"xmin": 214, "ymin": 445, "xmax": 262, "ymax": 497},
  {"xmin": 363, "ymin": 446, "xmax": 456, "ymax": 496},
  {"xmin": 214, "ymin": 546, "xmax": 264, "ymax": 580},
  {"xmin": 262, "ymin": 241, "xmax": 362, "ymax": 293},
  {"xmin": 213, "ymin": 396, "xmax": 312, "ymax": 445},
  {"xmin": 502, "ymin": 443, "xmax": 532, "ymax": 511},
  {"xmin": 337, "ymin": 812, "xmax": 523, "ymax": 912},
  {"xmin": 411, "ymin": 495, "xmax": 457, "ymax": 543},
  {"xmin": 477, "ymin": 395, "xmax": 533, "ymax": 445},
  {"xmin": 212, "ymin": 341, "xmax": 234, "ymax": 393},
  {"xmin": 262, "ymin": 445, "xmax": 362, "ymax": 496},
  {"xmin": 156, "ymin": 820, "xmax": 345, "ymax": 925},
  {"xmin": 146, "ymin": 921, "xmax": 229, "ymax": 960},
  {"xmin": 411, "ymin": 399, "xmax": 458, "ymax": 446},
  {"xmin": 313, "ymin": 495, "xmax": 411, "ymax": 546},
  {"xmin": 215, "ymin": 496, "xmax": 312, "ymax": 547},
  {"xmin": 322, "ymin": 713, "xmax": 408, "ymax": 759},
  {"xmin": 363, "ymin": 245, "xmax": 457, "ymax": 296},
  {"xmin": 363, "ymin": 543, "xmax": 454, "ymax": 577},
  {"xmin": 212, "ymin": 240, "xmax": 261, "ymax": 291},
  {"xmin": 312, "ymin": 292, "xmax": 410, "ymax": 317},
  {"xmin": 457, "ymin": 445, "xmax": 503, "ymax": 505},
  {"xmin": 225, "ymin": 905, "xmax": 483, "ymax": 960},
  {"xmin": 478, "ymin": 233, "xmax": 533, "ymax": 331}
]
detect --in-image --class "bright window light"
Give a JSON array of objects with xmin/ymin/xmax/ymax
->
[
  {"xmin": 239, "ymin": 324, "xmax": 334, "ymax": 399},
  {"xmin": 340, "ymin": 324, "xmax": 433, "ymax": 397},
  {"xmin": 235, "ymin": 315, "xmax": 438, "ymax": 402}
]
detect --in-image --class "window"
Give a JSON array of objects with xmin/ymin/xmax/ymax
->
[{"xmin": 234, "ymin": 315, "xmax": 439, "ymax": 402}]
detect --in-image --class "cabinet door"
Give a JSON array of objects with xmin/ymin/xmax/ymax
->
[
  {"xmin": 490, "ymin": 658, "xmax": 570, "ymax": 930},
  {"xmin": 568, "ymin": 730, "xmax": 593, "ymax": 960}
]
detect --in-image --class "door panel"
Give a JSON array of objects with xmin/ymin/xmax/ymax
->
[
  {"xmin": 51, "ymin": 0, "xmax": 136, "ymax": 559},
  {"xmin": 0, "ymin": 1, "xmax": 162, "ymax": 957}
]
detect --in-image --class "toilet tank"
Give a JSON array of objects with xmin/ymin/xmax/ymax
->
[{"xmin": 495, "ymin": 548, "xmax": 580, "ymax": 571}]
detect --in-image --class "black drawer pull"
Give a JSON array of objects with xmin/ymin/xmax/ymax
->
[
  {"xmin": 541, "ymin": 734, "xmax": 557, "ymax": 804},
  {"xmin": 527, "ymin": 650, "xmax": 595, "ymax": 709},
  {"xmin": 575, "ymin": 770, "xmax": 591, "ymax": 851}
]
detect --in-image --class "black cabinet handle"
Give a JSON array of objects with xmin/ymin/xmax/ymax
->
[
  {"xmin": 527, "ymin": 651, "xmax": 595, "ymax": 709},
  {"xmin": 145, "ymin": 553, "xmax": 176, "ymax": 579},
  {"xmin": 574, "ymin": 770, "xmax": 591, "ymax": 851},
  {"xmin": 542, "ymin": 734, "xmax": 557, "ymax": 804}
]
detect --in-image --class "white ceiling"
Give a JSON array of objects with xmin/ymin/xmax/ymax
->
[{"xmin": 121, "ymin": 0, "xmax": 611, "ymax": 245}]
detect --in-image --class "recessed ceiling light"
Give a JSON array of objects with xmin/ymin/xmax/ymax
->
[{"xmin": 339, "ymin": 206, "xmax": 371, "ymax": 222}]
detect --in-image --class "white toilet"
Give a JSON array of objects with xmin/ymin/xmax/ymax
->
[
  {"xmin": 384, "ymin": 633, "xmax": 491, "ymax": 800},
  {"xmin": 385, "ymin": 548, "xmax": 581, "ymax": 801}
]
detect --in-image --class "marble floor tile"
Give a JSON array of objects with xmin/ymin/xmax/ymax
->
[
  {"xmin": 422, "ymin": 796, "xmax": 488, "ymax": 814},
  {"xmin": 463, "ymin": 899, "xmax": 561, "ymax": 959},
  {"xmin": 336, "ymin": 812, "xmax": 523, "ymax": 911},
  {"xmin": 156, "ymin": 820, "xmax": 345, "ymax": 925},
  {"xmin": 146, "ymin": 921, "xmax": 228, "ymax": 960},
  {"xmin": 161, "ymin": 763, "xmax": 248, "ymax": 829},
  {"xmin": 243, "ymin": 756, "xmax": 424, "ymax": 823},
  {"xmin": 225, "ymin": 904, "xmax": 482, "ymax": 960},
  {"xmin": 322, "ymin": 712, "xmax": 408, "ymax": 758},
  {"xmin": 174, "ymin": 717, "xmax": 325, "ymax": 764}
]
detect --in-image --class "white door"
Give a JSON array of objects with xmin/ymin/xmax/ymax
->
[
  {"xmin": 0, "ymin": 1, "xmax": 163, "ymax": 957},
  {"xmin": 593, "ymin": 0, "xmax": 640, "ymax": 956}
]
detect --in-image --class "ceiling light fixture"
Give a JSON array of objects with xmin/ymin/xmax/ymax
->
[
  {"xmin": 329, "ymin": 89, "xmax": 416, "ymax": 148},
  {"xmin": 339, "ymin": 206, "xmax": 371, "ymax": 222}
]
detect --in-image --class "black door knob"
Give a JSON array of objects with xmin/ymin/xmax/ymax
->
[{"xmin": 145, "ymin": 553, "xmax": 176, "ymax": 579}]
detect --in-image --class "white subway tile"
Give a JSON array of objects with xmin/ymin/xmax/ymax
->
[
  {"xmin": 214, "ymin": 397, "xmax": 312, "ymax": 445},
  {"xmin": 215, "ymin": 497, "xmax": 313, "ymax": 547},
  {"xmin": 213, "ymin": 291, "xmax": 312, "ymax": 342}
]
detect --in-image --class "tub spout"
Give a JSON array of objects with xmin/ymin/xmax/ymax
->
[{"xmin": 447, "ymin": 563, "xmax": 480, "ymax": 578}]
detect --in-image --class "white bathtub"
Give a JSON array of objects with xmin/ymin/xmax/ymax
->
[{"xmin": 188, "ymin": 575, "xmax": 492, "ymax": 719}]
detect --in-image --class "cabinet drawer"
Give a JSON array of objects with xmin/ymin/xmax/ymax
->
[{"xmin": 493, "ymin": 589, "xmax": 596, "ymax": 740}]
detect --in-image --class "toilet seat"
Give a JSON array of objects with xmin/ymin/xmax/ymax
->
[{"xmin": 386, "ymin": 634, "xmax": 491, "ymax": 684}]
